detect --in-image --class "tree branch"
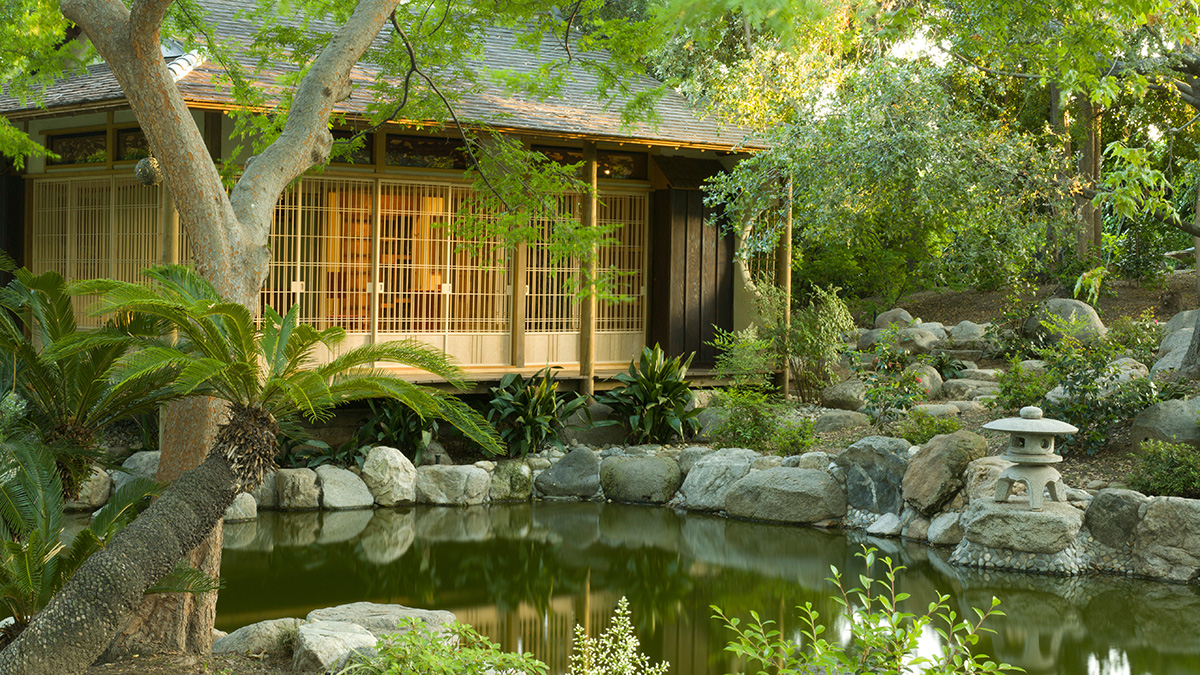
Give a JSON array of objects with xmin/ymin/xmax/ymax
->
[{"xmin": 951, "ymin": 51, "xmax": 1042, "ymax": 80}]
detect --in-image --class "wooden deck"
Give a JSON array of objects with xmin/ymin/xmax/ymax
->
[{"xmin": 377, "ymin": 363, "xmax": 724, "ymax": 393}]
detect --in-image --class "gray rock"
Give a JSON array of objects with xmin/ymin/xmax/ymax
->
[
  {"xmin": 957, "ymin": 368, "xmax": 1002, "ymax": 382},
  {"xmin": 1023, "ymin": 298, "xmax": 1106, "ymax": 342},
  {"xmin": 895, "ymin": 327, "xmax": 939, "ymax": 355},
  {"xmin": 905, "ymin": 363, "xmax": 943, "ymax": 400},
  {"xmin": 600, "ymin": 455, "xmax": 682, "ymax": 505},
  {"xmin": 1083, "ymin": 489, "xmax": 1147, "ymax": 550},
  {"xmin": 112, "ymin": 451, "xmax": 160, "ymax": 493},
  {"xmin": 677, "ymin": 446, "xmax": 718, "ymax": 476},
  {"xmin": 867, "ymin": 512, "xmax": 903, "ymax": 536},
  {"xmin": 752, "ymin": 455, "xmax": 782, "ymax": 470},
  {"xmin": 276, "ymin": 468, "xmax": 321, "ymax": 510},
  {"xmin": 360, "ymin": 446, "xmax": 417, "ymax": 506},
  {"xmin": 534, "ymin": 447, "xmax": 601, "ymax": 499},
  {"xmin": 490, "ymin": 460, "xmax": 533, "ymax": 502},
  {"xmin": 1130, "ymin": 397, "xmax": 1200, "ymax": 451},
  {"xmin": 1018, "ymin": 359, "xmax": 1049, "ymax": 375},
  {"xmin": 813, "ymin": 410, "xmax": 870, "ymax": 433},
  {"xmin": 927, "ymin": 512, "xmax": 964, "ymax": 546},
  {"xmin": 317, "ymin": 510, "xmax": 373, "ymax": 544},
  {"xmin": 1165, "ymin": 309, "xmax": 1198, "ymax": 335},
  {"xmin": 694, "ymin": 407, "xmax": 726, "ymax": 442},
  {"xmin": 874, "ymin": 308, "xmax": 914, "ymax": 329},
  {"xmin": 415, "ymin": 465, "xmax": 490, "ymax": 505},
  {"xmin": 1151, "ymin": 349, "xmax": 1186, "ymax": 377},
  {"xmin": 359, "ymin": 510, "xmax": 416, "ymax": 565},
  {"xmin": 679, "ymin": 448, "xmax": 757, "ymax": 512},
  {"xmin": 725, "ymin": 468, "xmax": 846, "ymax": 524},
  {"xmin": 224, "ymin": 492, "xmax": 257, "ymax": 522},
  {"xmin": 948, "ymin": 320, "xmax": 988, "ymax": 345},
  {"xmin": 1134, "ymin": 496, "xmax": 1200, "ymax": 582},
  {"xmin": 961, "ymin": 499, "xmax": 1083, "ymax": 554},
  {"xmin": 292, "ymin": 620, "xmax": 377, "ymax": 673},
  {"xmin": 940, "ymin": 379, "xmax": 1000, "ymax": 401},
  {"xmin": 946, "ymin": 400, "xmax": 986, "ymax": 413},
  {"xmin": 911, "ymin": 404, "xmax": 960, "ymax": 418},
  {"xmin": 963, "ymin": 457, "xmax": 1015, "ymax": 502},
  {"xmin": 915, "ymin": 321, "xmax": 947, "ymax": 340},
  {"xmin": 65, "ymin": 464, "xmax": 112, "ymax": 511},
  {"xmin": 251, "ymin": 471, "xmax": 277, "ymax": 509},
  {"xmin": 418, "ymin": 440, "xmax": 451, "ymax": 467},
  {"xmin": 307, "ymin": 602, "xmax": 456, "ymax": 639},
  {"xmin": 783, "ymin": 451, "xmax": 834, "ymax": 470},
  {"xmin": 213, "ymin": 617, "xmax": 303, "ymax": 656},
  {"xmin": 834, "ymin": 436, "xmax": 911, "ymax": 514},
  {"xmin": 821, "ymin": 378, "xmax": 866, "ymax": 411},
  {"xmin": 316, "ymin": 465, "xmax": 374, "ymax": 510},
  {"xmin": 1158, "ymin": 328, "xmax": 1194, "ymax": 359},
  {"xmin": 902, "ymin": 513, "xmax": 930, "ymax": 541},
  {"xmin": 902, "ymin": 431, "xmax": 987, "ymax": 515}
]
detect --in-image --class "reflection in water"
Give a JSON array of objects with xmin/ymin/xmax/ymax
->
[{"xmin": 218, "ymin": 504, "xmax": 1200, "ymax": 675}]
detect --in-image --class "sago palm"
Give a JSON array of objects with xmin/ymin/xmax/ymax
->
[
  {"xmin": 0, "ymin": 269, "xmax": 177, "ymax": 497},
  {"xmin": 68, "ymin": 264, "xmax": 502, "ymax": 490}
]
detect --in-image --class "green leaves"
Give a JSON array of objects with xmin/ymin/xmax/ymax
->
[
  {"xmin": 487, "ymin": 367, "xmax": 589, "ymax": 459},
  {"xmin": 598, "ymin": 345, "xmax": 699, "ymax": 444}
]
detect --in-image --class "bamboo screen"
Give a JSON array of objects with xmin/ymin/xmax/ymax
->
[
  {"xmin": 446, "ymin": 186, "xmax": 509, "ymax": 333},
  {"xmin": 31, "ymin": 175, "xmax": 162, "ymax": 327},
  {"xmin": 596, "ymin": 192, "xmax": 647, "ymax": 334},
  {"xmin": 525, "ymin": 194, "xmax": 580, "ymax": 333}
]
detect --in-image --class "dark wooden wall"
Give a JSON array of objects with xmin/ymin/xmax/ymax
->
[
  {"xmin": 0, "ymin": 173, "xmax": 24, "ymax": 269},
  {"xmin": 648, "ymin": 189, "xmax": 733, "ymax": 367}
]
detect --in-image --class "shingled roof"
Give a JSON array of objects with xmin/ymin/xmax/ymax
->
[{"xmin": 1, "ymin": 0, "xmax": 755, "ymax": 150}]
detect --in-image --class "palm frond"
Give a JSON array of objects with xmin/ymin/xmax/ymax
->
[{"xmin": 144, "ymin": 562, "xmax": 221, "ymax": 596}]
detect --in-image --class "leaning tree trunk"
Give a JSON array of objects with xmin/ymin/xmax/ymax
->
[
  {"xmin": 1177, "ymin": 186, "xmax": 1200, "ymax": 378},
  {"xmin": 0, "ymin": 454, "xmax": 240, "ymax": 675},
  {"xmin": 101, "ymin": 398, "xmax": 226, "ymax": 662}
]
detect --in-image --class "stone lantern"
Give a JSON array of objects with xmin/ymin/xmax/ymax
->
[{"xmin": 981, "ymin": 406, "xmax": 1077, "ymax": 511}]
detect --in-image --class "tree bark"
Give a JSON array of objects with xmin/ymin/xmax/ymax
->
[
  {"xmin": 1074, "ymin": 95, "xmax": 1101, "ymax": 259},
  {"xmin": 0, "ymin": 454, "xmax": 240, "ymax": 675}
]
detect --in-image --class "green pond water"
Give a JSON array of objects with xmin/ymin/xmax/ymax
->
[{"xmin": 217, "ymin": 503, "xmax": 1200, "ymax": 675}]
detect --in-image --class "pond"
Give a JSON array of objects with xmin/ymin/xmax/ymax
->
[{"xmin": 217, "ymin": 503, "xmax": 1200, "ymax": 675}]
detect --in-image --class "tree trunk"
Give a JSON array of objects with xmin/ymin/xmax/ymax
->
[
  {"xmin": 1074, "ymin": 95, "xmax": 1101, "ymax": 259},
  {"xmin": 1177, "ymin": 187, "xmax": 1200, "ymax": 377},
  {"xmin": 102, "ymin": 398, "xmax": 225, "ymax": 661},
  {"xmin": 0, "ymin": 454, "xmax": 240, "ymax": 675}
]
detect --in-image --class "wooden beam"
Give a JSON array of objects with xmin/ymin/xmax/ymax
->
[
  {"xmin": 511, "ymin": 242, "xmax": 527, "ymax": 367},
  {"xmin": 774, "ymin": 174, "xmax": 793, "ymax": 398},
  {"xmin": 161, "ymin": 186, "xmax": 179, "ymax": 265},
  {"xmin": 579, "ymin": 141, "xmax": 598, "ymax": 397}
]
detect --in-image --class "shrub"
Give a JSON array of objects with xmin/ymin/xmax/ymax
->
[
  {"xmin": 983, "ymin": 275, "xmax": 1042, "ymax": 359},
  {"xmin": 337, "ymin": 399, "xmax": 439, "ymax": 466},
  {"xmin": 710, "ymin": 387, "xmax": 780, "ymax": 452},
  {"xmin": 599, "ymin": 345, "xmax": 699, "ymax": 444},
  {"xmin": 488, "ymin": 367, "xmax": 589, "ymax": 458},
  {"xmin": 854, "ymin": 329, "xmax": 924, "ymax": 427},
  {"xmin": 709, "ymin": 326, "xmax": 775, "ymax": 392},
  {"xmin": 715, "ymin": 547, "xmax": 1017, "ymax": 675},
  {"xmin": 338, "ymin": 617, "xmax": 548, "ymax": 675},
  {"xmin": 768, "ymin": 418, "xmax": 816, "ymax": 456},
  {"xmin": 1127, "ymin": 440, "xmax": 1200, "ymax": 498},
  {"xmin": 568, "ymin": 597, "xmax": 669, "ymax": 675},
  {"xmin": 756, "ymin": 283, "xmax": 855, "ymax": 402},
  {"xmin": 1104, "ymin": 310, "xmax": 1162, "ymax": 365},
  {"xmin": 896, "ymin": 410, "xmax": 962, "ymax": 445},
  {"xmin": 990, "ymin": 358, "xmax": 1056, "ymax": 412}
]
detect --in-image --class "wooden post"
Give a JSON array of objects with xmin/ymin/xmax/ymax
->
[
  {"xmin": 774, "ymin": 174, "xmax": 793, "ymax": 398},
  {"xmin": 579, "ymin": 141, "xmax": 598, "ymax": 397},
  {"xmin": 511, "ymin": 242, "xmax": 527, "ymax": 367},
  {"xmin": 161, "ymin": 187, "xmax": 179, "ymax": 265}
]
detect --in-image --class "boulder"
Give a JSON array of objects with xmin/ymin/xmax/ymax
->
[
  {"xmin": 1045, "ymin": 357, "xmax": 1148, "ymax": 406},
  {"xmin": 902, "ymin": 431, "xmax": 987, "ymax": 515},
  {"xmin": 1130, "ymin": 397, "xmax": 1200, "ymax": 451},
  {"xmin": 317, "ymin": 510, "xmax": 373, "ymax": 544},
  {"xmin": 940, "ymin": 379, "xmax": 1000, "ymax": 401},
  {"xmin": 902, "ymin": 513, "xmax": 930, "ymax": 541},
  {"xmin": 1164, "ymin": 309, "xmax": 1198, "ymax": 335},
  {"xmin": 307, "ymin": 602, "xmax": 456, "ymax": 639},
  {"xmin": 963, "ymin": 456, "xmax": 1015, "ymax": 502},
  {"xmin": 725, "ymin": 468, "xmax": 846, "ymax": 524},
  {"xmin": 927, "ymin": 512, "xmax": 964, "ymax": 546},
  {"xmin": 961, "ymin": 499, "xmax": 1083, "ymax": 554},
  {"xmin": 1133, "ymin": 496, "xmax": 1200, "ymax": 582},
  {"xmin": 316, "ymin": 465, "xmax": 374, "ymax": 510},
  {"xmin": 1084, "ymin": 488, "xmax": 1148, "ymax": 550},
  {"xmin": 678, "ymin": 448, "xmax": 757, "ymax": 512},
  {"xmin": 821, "ymin": 378, "xmax": 866, "ymax": 411},
  {"xmin": 867, "ymin": 512, "xmax": 903, "ymax": 536},
  {"xmin": 415, "ymin": 465, "xmax": 490, "ymax": 505},
  {"xmin": 292, "ymin": 620, "xmax": 377, "ymax": 673},
  {"xmin": 213, "ymin": 617, "xmax": 303, "ymax": 656},
  {"xmin": 360, "ymin": 446, "xmax": 416, "ymax": 506},
  {"xmin": 895, "ymin": 327, "xmax": 939, "ymax": 355},
  {"xmin": 783, "ymin": 451, "xmax": 834, "ymax": 470},
  {"xmin": 1158, "ymin": 328, "xmax": 1194, "ymax": 359},
  {"xmin": 111, "ymin": 451, "xmax": 160, "ymax": 493},
  {"xmin": 915, "ymin": 321, "xmax": 947, "ymax": 341},
  {"xmin": 276, "ymin": 468, "xmax": 321, "ymax": 510},
  {"xmin": 534, "ymin": 447, "xmax": 601, "ymax": 499},
  {"xmin": 911, "ymin": 404, "xmax": 960, "ymax": 418},
  {"xmin": 224, "ymin": 492, "xmax": 257, "ymax": 522},
  {"xmin": 1018, "ymin": 359, "xmax": 1049, "ymax": 375},
  {"xmin": 251, "ymin": 471, "xmax": 278, "ymax": 509},
  {"xmin": 874, "ymin": 307, "xmax": 913, "ymax": 329},
  {"xmin": 1023, "ymin": 298, "xmax": 1106, "ymax": 342},
  {"xmin": 600, "ymin": 456, "xmax": 682, "ymax": 505},
  {"xmin": 694, "ymin": 407, "xmax": 726, "ymax": 442},
  {"xmin": 677, "ymin": 446, "xmax": 718, "ymax": 476},
  {"xmin": 957, "ymin": 368, "xmax": 1002, "ymax": 382},
  {"xmin": 834, "ymin": 436, "xmax": 911, "ymax": 515},
  {"xmin": 905, "ymin": 363, "xmax": 943, "ymax": 399},
  {"xmin": 948, "ymin": 320, "xmax": 989, "ymax": 346},
  {"xmin": 1151, "ymin": 349, "xmax": 1186, "ymax": 377},
  {"xmin": 812, "ymin": 410, "xmax": 870, "ymax": 434},
  {"xmin": 490, "ymin": 460, "xmax": 533, "ymax": 502},
  {"xmin": 65, "ymin": 464, "xmax": 112, "ymax": 511}
]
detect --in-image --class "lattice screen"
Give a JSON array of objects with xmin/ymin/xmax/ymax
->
[
  {"xmin": 31, "ymin": 175, "xmax": 162, "ymax": 326},
  {"xmin": 526, "ymin": 194, "xmax": 580, "ymax": 334},
  {"xmin": 596, "ymin": 192, "xmax": 647, "ymax": 334}
]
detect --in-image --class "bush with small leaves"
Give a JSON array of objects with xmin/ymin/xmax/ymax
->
[
  {"xmin": 338, "ymin": 618, "xmax": 548, "ymax": 675},
  {"xmin": 1127, "ymin": 440, "xmax": 1200, "ymax": 498},
  {"xmin": 710, "ymin": 387, "xmax": 781, "ymax": 453},
  {"xmin": 896, "ymin": 410, "xmax": 962, "ymax": 445},
  {"xmin": 768, "ymin": 418, "xmax": 816, "ymax": 456},
  {"xmin": 990, "ymin": 357, "xmax": 1056, "ymax": 413}
]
